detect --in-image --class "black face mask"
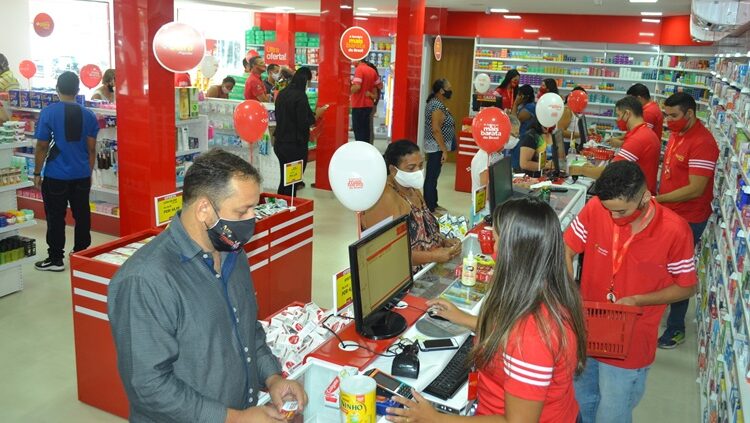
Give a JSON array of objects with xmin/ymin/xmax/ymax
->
[
  {"xmin": 205, "ymin": 203, "xmax": 256, "ymax": 252},
  {"xmin": 443, "ymin": 90, "xmax": 453, "ymax": 99},
  {"xmin": 107, "ymin": 84, "xmax": 114, "ymax": 93}
]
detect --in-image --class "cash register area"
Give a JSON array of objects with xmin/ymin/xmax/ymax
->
[{"xmin": 0, "ymin": 158, "xmax": 699, "ymax": 422}]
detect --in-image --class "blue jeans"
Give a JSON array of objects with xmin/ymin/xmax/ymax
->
[
  {"xmin": 575, "ymin": 358, "xmax": 650, "ymax": 423},
  {"xmin": 664, "ymin": 220, "xmax": 707, "ymax": 332}
]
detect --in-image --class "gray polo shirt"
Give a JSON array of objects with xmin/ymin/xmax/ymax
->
[{"xmin": 107, "ymin": 215, "xmax": 281, "ymax": 423}]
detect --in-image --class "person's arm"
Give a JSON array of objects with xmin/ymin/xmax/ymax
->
[
  {"xmin": 569, "ymin": 163, "xmax": 605, "ymax": 179},
  {"xmin": 431, "ymin": 108, "xmax": 449, "ymax": 160},
  {"xmin": 426, "ymin": 298, "xmax": 477, "ymax": 330},
  {"xmin": 411, "ymin": 244, "xmax": 460, "ymax": 266},
  {"xmin": 33, "ymin": 141, "xmax": 49, "ymax": 189},
  {"xmin": 616, "ymin": 284, "xmax": 696, "ymax": 307},
  {"xmin": 565, "ymin": 245, "xmax": 577, "ymax": 279},
  {"xmin": 107, "ymin": 275, "xmax": 229, "ymax": 422},
  {"xmin": 294, "ymin": 94, "xmax": 316, "ymax": 129},
  {"xmin": 519, "ymin": 146, "xmax": 538, "ymax": 172},
  {"xmin": 656, "ymin": 175, "xmax": 710, "ymax": 203},
  {"xmin": 91, "ymin": 87, "xmax": 103, "ymax": 100},
  {"xmin": 0, "ymin": 104, "xmax": 8, "ymax": 124},
  {"xmin": 563, "ymin": 207, "xmax": 590, "ymax": 279},
  {"xmin": 87, "ymin": 136, "xmax": 96, "ymax": 170},
  {"xmin": 607, "ymin": 136, "xmax": 625, "ymax": 148},
  {"xmin": 206, "ymin": 85, "xmax": 219, "ymax": 98},
  {"xmin": 351, "ymin": 66, "xmax": 364, "ymax": 94},
  {"xmin": 559, "ymin": 107, "xmax": 573, "ymax": 139}
]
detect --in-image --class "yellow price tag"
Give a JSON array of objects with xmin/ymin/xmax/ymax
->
[
  {"xmin": 333, "ymin": 268, "xmax": 353, "ymax": 314},
  {"xmin": 154, "ymin": 191, "xmax": 183, "ymax": 226},
  {"xmin": 473, "ymin": 185, "xmax": 487, "ymax": 214},
  {"xmin": 284, "ymin": 160, "xmax": 304, "ymax": 187}
]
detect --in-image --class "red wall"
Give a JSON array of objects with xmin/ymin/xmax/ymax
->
[{"xmin": 256, "ymin": 12, "xmax": 707, "ymax": 47}]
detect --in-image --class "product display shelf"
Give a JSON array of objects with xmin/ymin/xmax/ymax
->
[
  {"xmin": 1, "ymin": 140, "xmax": 32, "ymax": 150},
  {"xmin": 471, "ymin": 42, "xmax": 714, "ymax": 117},
  {"xmin": 174, "ymin": 115, "xmax": 209, "ymax": 189},
  {"xmin": 0, "ymin": 134, "xmax": 37, "ymax": 297}
]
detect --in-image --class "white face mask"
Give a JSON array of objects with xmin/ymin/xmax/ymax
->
[
  {"xmin": 221, "ymin": 86, "xmax": 231, "ymax": 94},
  {"xmin": 271, "ymin": 72, "xmax": 281, "ymax": 80},
  {"xmin": 394, "ymin": 168, "xmax": 424, "ymax": 189},
  {"xmin": 504, "ymin": 135, "xmax": 520, "ymax": 150}
]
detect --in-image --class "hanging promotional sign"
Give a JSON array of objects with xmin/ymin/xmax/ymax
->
[
  {"xmin": 152, "ymin": 22, "xmax": 205, "ymax": 73},
  {"xmin": 33, "ymin": 13, "xmax": 54, "ymax": 37},
  {"xmin": 284, "ymin": 160, "xmax": 304, "ymax": 187},
  {"xmin": 80, "ymin": 64, "xmax": 103, "ymax": 89},
  {"xmin": 264, "ymin": 41, "xmax": 290, "ymax": 66},
  {"xmin": 18, "ymin": 60, "xmax": 37, "ymax": 79},
  {"xmin": 434, "ymin": 35, "xmax": 443, "ymax": 61},
  {"xmin": 340, "ymin": 26, "xmax": 371, "ymax": 61}
]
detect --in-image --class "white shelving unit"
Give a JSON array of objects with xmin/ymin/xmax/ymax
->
[
  {"xmin": 696, "ymin": 82, "xmax": 750, "ymax": 422},
  {"xmin": 0, "ymin": 140, "xmax": 37, "ymax": 297},
  {"xmin": 470, "ymin": 41, "xmax": 714, "ymax": 132},
  {"xmin": 175, "ymin": 114, "xmax": 209, "ymax": 189}
]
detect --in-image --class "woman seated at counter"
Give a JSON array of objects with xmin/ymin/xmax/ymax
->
[
  {"xmin": 519, "ymin": 116, "xmax": 566, "ymax": 178},
  {"xmin": 361, "ymin": 140, "xmax": 461, "ymax": 269}
]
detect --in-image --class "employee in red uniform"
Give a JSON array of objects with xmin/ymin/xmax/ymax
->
[
  {"xmin": 564, "ymin": 161, "xmax": 697, "ymax": 423},
  {"xmin": 626, "ymin": 83, "xmax": 663, "ymax": 139},
  {"xmin": 569, "ymin": 96, "xmax": 660, "ymax": 194},
  {"xmin": 244, "ymin": 56, "xmax": 270, "ymax": 103},
  {"xmin": 494, "ymin": 69, "xmax": 520, "ymax": 110},
  {"xmin": 351, "ymin": 60, "xmax": 383, "ymax": 143},
  {"xmin": 387, "ymin": 196, "xmax": 587, "ymax": 423},
  {"xmin": 656, "ymin": 92, "xmax": 719, "ymax": 349}
]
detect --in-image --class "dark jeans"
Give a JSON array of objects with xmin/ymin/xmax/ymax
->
[
  {"xmin": 274, "ymin": 142, "xmax": 308, "ymax": 197},
  {"xmin": 352, "ymin": 107, "xmax": 373, "ymax": 143},
  {"xmin": 665, "ymin": 220, "xmax": 708, "ymax": 332},
  {"xmin": 41, "ymin": 177, "xmax": 92, "ymax": 260},
  {"xmin": 424, "ymin": 151, "xmax": 443, "ymax": 211}
]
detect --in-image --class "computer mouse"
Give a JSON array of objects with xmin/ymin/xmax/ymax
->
[
  {"xmin": 428, "ymin": 311, "xmax": 449, "ymax": 322},
  {"xmin": 392, "ymin": 350, "xmax": 420, "ymax": 379}
]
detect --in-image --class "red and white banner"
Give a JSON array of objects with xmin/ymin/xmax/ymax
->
[{"xmin": 264, "ymin": 41, "xmax": 290, "ymax": 66}]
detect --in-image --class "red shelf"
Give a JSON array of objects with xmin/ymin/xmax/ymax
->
[{"xmin": 18, "ymin": 196, "xmax": 121, "ymax": 237}]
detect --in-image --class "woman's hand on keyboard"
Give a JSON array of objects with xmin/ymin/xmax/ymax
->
[{"xmin": 386, "ymin": 390, "xmax": 440, "ymax": 423}]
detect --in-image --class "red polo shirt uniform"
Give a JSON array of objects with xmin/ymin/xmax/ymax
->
[
  {"xmin": 612, "ymin": 123, "xmax": 661, "ymax": 194},
  {"xmin": 351, "ymin": 63, "xmax": 382, "ymax": 109},
  {"xmin": 244, "ymin": 72, "xmax": 266, "ymax": 101},
  {"xmin": 476, "ymin": 306, "xmax": 579, "ymax": 422},
  {"xmin": 658, "ymin": 120, "xmax": 719, "ymax": 223},
  {"xmin": 564, "ymin": 197, "xmax": 696, "ymax": 369},
  {"xmin": 642, "ymin": 101, "xmax": 663, "ymax": 139}
]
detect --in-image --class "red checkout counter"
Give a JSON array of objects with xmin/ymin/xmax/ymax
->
[
  {"xmin": 455, "ymin": 117, "xmax": 478, "ymax": 193},
  {"xmin": 68, "ymin": 193, "xmax": 313, "ymax": 419}
]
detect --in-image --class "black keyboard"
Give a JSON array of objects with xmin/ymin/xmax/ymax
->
[{"xmin": 423, "ymin": 335, "xmax": 474, "ymax": 400}]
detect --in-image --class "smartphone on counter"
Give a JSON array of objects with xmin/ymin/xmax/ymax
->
[{"xmin": 418, "ymin": 338, "xmax": 459, "ymax": 352}]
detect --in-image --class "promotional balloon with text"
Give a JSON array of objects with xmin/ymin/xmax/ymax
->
[
  {"xmin": 536, "ymin": 93, "xmax": 565, "ymax": 128},
  {"xmin": 472, "ymin": 107, "xmax": 511, "ymax": 153},
  {"xmin": 234, "ymin": 100, "xmax": 268, "ymax": 143},
  {"xmin": 567, "ymin": 90, "xmax": 589, "ymax": 114},
  {"xmin": 328, "ymin": 142, "xmax": 387, "ymax": 212}
]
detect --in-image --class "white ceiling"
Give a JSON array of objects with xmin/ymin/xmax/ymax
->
[{"xmin": 205, "ymin": 0, "xmax": 693, "ymax": 16}]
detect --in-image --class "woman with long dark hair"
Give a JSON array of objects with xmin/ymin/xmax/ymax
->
[
  {"xmin": 519, "ymin": 116, "xmax": 564, "ymax": 177},
  {"xmin": 538, "ymin": 78, "xmax": 559, "ymax": 99},
  {"xmin": 494, "ymin": 69, "xmax": 520, "ymax": 110},
  {"xmin": 273, "ymin": 67, "xmax": 327, "ymax": 196},
  {"xmin": 423, "ymin": 78, "xmax": 456, "ymax": 214},
  {"xmin": 509, "ymin": 84, "xmax": 537, "ymax": 170},
  {"xmin": 386, "ymin": 197, "xmax": 587, "ymax": 422}
]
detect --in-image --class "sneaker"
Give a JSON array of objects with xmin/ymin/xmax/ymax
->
[
  {"xmin": 658, "ymin": 329, "xmax": 685, "ymax": 349},
  {"xmin": 34, "ymin": 258, "xmax": 65, "ymax": 272}
]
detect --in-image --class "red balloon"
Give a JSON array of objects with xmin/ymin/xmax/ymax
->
[
  {"xmin": 234, "ymin": 100, "xmax": 269, "ymax": 143},
  {"xmin": 568, "ymin": 90, "xmax": 589, "ymax": 114},
  {"xmin": 33, "ymin": 13, "xmax": 54, "ymax": 37},
  {"xmin": 80, "ymin": 64, "xmax": 102, "ymax": 89},
  {"xmin": 19, "ymin": 60, "xmax": 37, "ymax": 79},
  {"xmin": 472, "ymin": 107, "xmax": 511, "ymax": 153}
]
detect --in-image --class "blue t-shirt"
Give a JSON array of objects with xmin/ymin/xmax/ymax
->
[
  {"xmin": 518, "ymin": 102, "xmax": 537, "ymax": 139},
  {"xmin": 35, "ymin": 101, "xmax": 99, "ymax": 180}
]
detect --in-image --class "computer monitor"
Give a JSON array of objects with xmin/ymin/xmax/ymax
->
[
  {"xmin": 488, "ymin": 156, "xmax": 515, "ymax": 214},
  {"xmin": 349, "ymin": 214, "xmax": 413, "ymax": 340}
]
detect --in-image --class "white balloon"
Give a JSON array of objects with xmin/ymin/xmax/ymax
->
[
  {"xmin": 200, "ymin": 55, "xmax": 219, "ymax": 79},
  {"xmin": 328, "ymin": 142, "xmax": 387, "ymax": 212},
  {"xmin": 536, "ymin": 93, "xmax": 565, "ymax": 128},
  {"xmin": 473, "ymin": 73, "xmax": 491, "ymax": 93}
]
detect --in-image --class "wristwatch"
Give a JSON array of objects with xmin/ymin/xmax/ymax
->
[{"xmin": 33, "ymin": 173, "xmax": 41, "ymax": 176}]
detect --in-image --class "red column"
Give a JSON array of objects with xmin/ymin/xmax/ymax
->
[
  {"xmin": 276, "ymin": 13, "xmax": 297, "ymax": 67},
  {"xmin": 114, "ymin": 0, "xmax": 176, "ymax": 234},
  {"xmin": 315, "ymin": 0, "xmax": 353, "ymax": 190},
  {"xmin": 391, "ymin": 0, "xmax": 426, "ymax": 142}
]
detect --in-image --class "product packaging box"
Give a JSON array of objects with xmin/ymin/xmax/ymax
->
[
  {"xmin": 188, "ymin": 88, "xmax": 199, "ymax": 118},
  {"xmin": 19, "ymin": 91, "xmax": 30, "ymax": 108},
  {"xmin": 29, "ymin": 91, "xmax": 42, "ymax": 109},
  {"xmin": 175, "ymin": 88, "xmax": 190, "ymax": 120},
  {"xmin": 8, "ymin": 90, "xmax": 20, "ymax": 107}
]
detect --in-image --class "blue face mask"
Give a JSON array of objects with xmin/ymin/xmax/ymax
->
[{"xmin": 205, "ymin": 203, "xmax": 256, "ymax": 252}]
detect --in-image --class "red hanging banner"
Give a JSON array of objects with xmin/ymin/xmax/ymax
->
[
  {"xmin": 339, "ymin": 26, "xmax": 371, "ymax": 61},
  {"xmin": 152, "ymin": 22, "xmax": 205, "ymax": 73},
  {"xmin": 33, "ymin": 13, "xmax": 54, "ymax": 37},
  {"xmin": 264, "ymin": 41, "xmax": 291, "ymax": 66}
]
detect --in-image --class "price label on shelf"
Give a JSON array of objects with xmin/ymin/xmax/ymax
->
[
  {"xmin": 332, "ymin": 268, "xmax": 353, "ymax": 315},
  {"xmin": 154, "ymin": 191, "xmax": 183, "ymax": 227},
  {"xmin": 283, "ymin": 160, "xmax": 304, "ymax": 187}
]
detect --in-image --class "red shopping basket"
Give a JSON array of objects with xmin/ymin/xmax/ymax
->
[{"xmin": 584, "ymin": 301, "xmax": 643, "ymax": 359}]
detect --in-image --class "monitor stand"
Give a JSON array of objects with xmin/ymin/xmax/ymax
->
[{"xmin": 361, "ymin": 309, "xmax": 407, "ymax": 340}]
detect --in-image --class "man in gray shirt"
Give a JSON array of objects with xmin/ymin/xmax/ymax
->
[{"xmin": 108, "ymin": 149, "xmax": 307, "ymax": 422}]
